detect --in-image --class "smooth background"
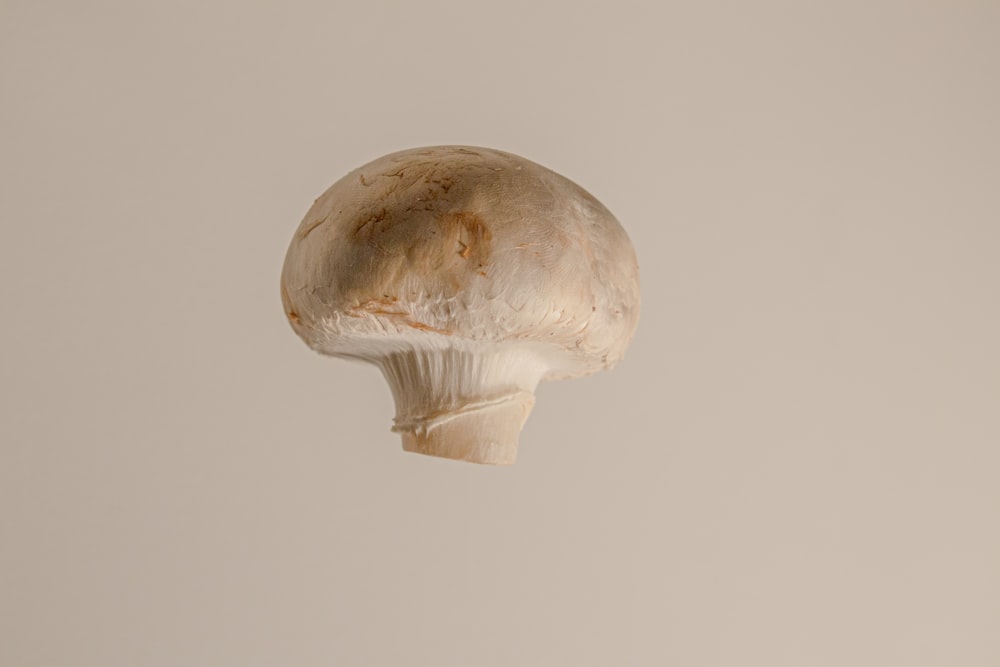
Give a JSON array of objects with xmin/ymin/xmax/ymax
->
[{"xmin": 2, "ymin": 2, "xmax": 998, "ymax": 665}]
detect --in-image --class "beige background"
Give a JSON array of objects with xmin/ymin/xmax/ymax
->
[{"xmin": 2, "ymin": 1, "xmax": 998, "ymax": 665}]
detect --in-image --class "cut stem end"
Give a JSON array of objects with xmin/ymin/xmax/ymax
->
[{"xmin": 396, "ymin": 392, "xmax": 534, "ymax": 465}]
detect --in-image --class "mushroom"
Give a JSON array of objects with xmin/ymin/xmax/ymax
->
[{"xmin": 281, "ymin": 146, "xmax": 639, "ymax": 464}]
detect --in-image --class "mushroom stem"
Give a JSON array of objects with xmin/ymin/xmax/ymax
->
[{"xmin": 378, "ymin": 345, "xmax": 549, "ymax": 464}]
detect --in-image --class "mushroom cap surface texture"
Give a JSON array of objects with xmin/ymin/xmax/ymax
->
[{"xmin": 281, "ymin": 145, "xmax": 639, "ymax": 464}]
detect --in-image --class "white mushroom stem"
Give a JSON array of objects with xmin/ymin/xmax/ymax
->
[{"xmin": 377, "ymin": 344, "xmax": 551, "ymax": 465}]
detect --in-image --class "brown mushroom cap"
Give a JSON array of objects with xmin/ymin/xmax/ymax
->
[{"xmin": 281, "ymin": 145, "xmax": 639, "ymax": 380}]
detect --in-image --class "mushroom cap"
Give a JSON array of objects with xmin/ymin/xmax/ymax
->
[{"xmin": 281, "ymin": 145, "xmax": 639, "ymax": 379}]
